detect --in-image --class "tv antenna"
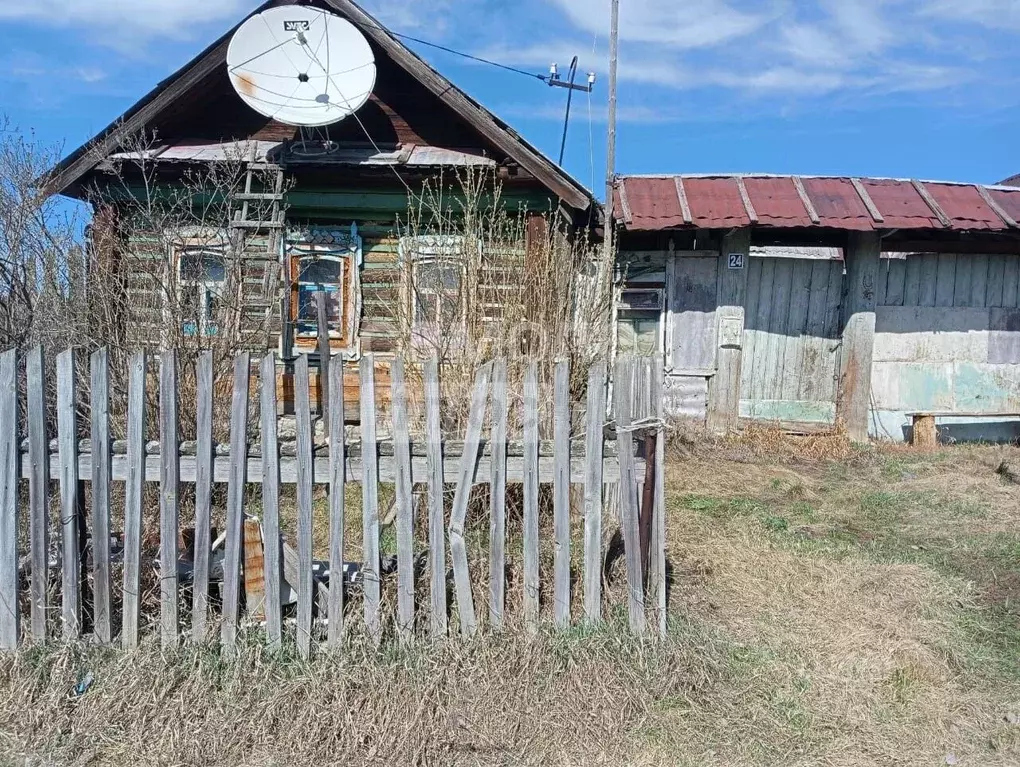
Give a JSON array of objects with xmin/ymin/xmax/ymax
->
[
  {"xmin": 226, "ymin": 6, "xmax": 377, "ymax": 130},
  {"xmin": 548, "ymin": 57, "xmax": 596, "ymax": 166}
]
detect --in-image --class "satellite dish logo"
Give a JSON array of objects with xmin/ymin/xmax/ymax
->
[{"xmin": 284, "ymin": 20, "xmax": 311, "ymax": 32}]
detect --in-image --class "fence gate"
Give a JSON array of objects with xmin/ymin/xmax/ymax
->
[{"xmin": 0, "ymin": 349, "xmax": 666, "ymax": 654}]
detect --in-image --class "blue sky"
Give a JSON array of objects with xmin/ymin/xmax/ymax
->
[{"xmin": 1, "ymin": 0, "xmax": 1019, "ymax": 200}]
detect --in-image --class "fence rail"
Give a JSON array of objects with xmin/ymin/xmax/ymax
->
[{"xmin": 0, "ymin": 349, "xmax": 666, "ymax": 655}]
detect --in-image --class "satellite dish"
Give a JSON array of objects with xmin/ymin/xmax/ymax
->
[{"xmin": 226, "ymin": 6, "xmax": 376, "ymax": 128}]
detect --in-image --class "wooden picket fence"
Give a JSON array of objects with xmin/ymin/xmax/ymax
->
[{"xmin": 0, "ymin": 348, "xmax": 666, "ymax": 655}]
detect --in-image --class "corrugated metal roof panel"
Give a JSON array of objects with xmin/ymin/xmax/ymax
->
[
  {"xmin": 860, "ymin": 179, "xmax": 943, "ymax": 229},
  {"xmin": 743, "ymin": 177, "xmax": 814, "ymax": 227},
  {"xmin": 622, "ymin": 177, "xmax": 686, "ymax": 229},
  {"xmin": 989, "ymin": 188, "xmax": 1020, "ymax": 225},
  {"xmin": 801, "ymin": 177, "xmax": 874, "ymax": 230},
  {"xmin": 684, "ymin": 177, "xmax": 750, "ymax": 228},
  {"xmin": 925, "ymin": 183, "xmax": 1003, "ymax": 230},
  {"xmin": 613, "ymin": 175, "xmax": 1020, "ymax": 236}
]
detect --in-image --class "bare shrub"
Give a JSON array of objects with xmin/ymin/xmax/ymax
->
[{"xmin": 394, "ymin": 167, "xmax": 612, "ymax": 429}]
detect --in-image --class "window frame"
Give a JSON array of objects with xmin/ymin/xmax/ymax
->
[
  {"xmin": 400, "ymin": 235, "xmax": 474, "ymax": 341},
  {"xmin": 617, "ymin": 285, "xmax": 665, "ymax": 357},
  {"xmin": 286, "ymin": 227, "xmax": 362, "ymax": 355},
  {"xmin": 174, "ymin": 242, "xmax": 229, "ymax": 339}
]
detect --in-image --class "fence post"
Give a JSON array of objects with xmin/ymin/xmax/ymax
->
[
  {"xmin": 56, "ymin": 350, "xmax": 81, "ymax": 641},
  {"xmin": 221, "ymin": 353, "xmax": 251, "ymax": 652},
  {"xmin": 583, "ymin": 361, "xmax": 607, "ymax": 623},
  {"xmin": 192, "ymin": 351, "xmax": 214, "ymax": 642},
  {"xmin": 0, "ymin": 349, "xmax": 18, "ymax": 650},
  {"xmin": 614, "ymin": 356, "xmax": 646, "ymax": 635},
  {"xmin": 327, "ymin": 355, "xmax": 346, "ymax": 647},
  {"xmin": 295, "ymin": 355, "xmax": 315, "ymax": 659},
  {"xmin": 488, "ymin": 359, "xmax": 508, "ymax": 631},
  {"xmin": 449, "ymin": 363, "xmax": 492, "ymax": 638},
  {"xmin": 522, "ymin": 361, "xmax": 540, "ymax": 629},
  {"xmin": 26, "ymin": 347, "xmax": 48, "ymax": 643},
  {"xmin": 424, "ymin": 357, "xmax": 446, "ymax": 637},
  {"xmin": 160, "ymin": 351, "xmax": 181, "ymax": 648},
  {"xmin": 360, "ymin": 354, "xmax": 381, "ymax": 645},
  {"xmin": 122, "ymin": 351, "xmax": 147, "ymax": 649},
  {"xmin": 260, "ymin": 352, "xmax": 283, "ymax": 650}
]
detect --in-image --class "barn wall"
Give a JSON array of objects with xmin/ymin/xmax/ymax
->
[{"xmin": 871, "ymin": 253, "xmax": 1020, "ymax": 442}]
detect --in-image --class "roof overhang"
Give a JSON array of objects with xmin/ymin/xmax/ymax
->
[{"xmin": 47, "ymin": 0, "xmax": 593, "ymax": 211}]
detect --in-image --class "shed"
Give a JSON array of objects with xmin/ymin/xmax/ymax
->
[{"xmin": 614, "ymin": 174, "xmax": 1020, "ymax": 443}]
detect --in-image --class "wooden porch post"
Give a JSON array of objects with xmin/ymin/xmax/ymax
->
[
  {"xmin": 708, "ymin": 229, "xmax": 751, "ymax": 433},
  {"xmin": 837, "ymin": 231, "xmax": 881, "ymax": 442}
]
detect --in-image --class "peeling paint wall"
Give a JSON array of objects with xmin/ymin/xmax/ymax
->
[{"xmin": 871, "ymin": 253, "xmax": 1020, "ymax": 442}]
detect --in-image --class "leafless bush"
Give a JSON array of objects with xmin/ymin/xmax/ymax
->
[{"xmin": 395, "ymin": 167, "xmax": 612, "ymax": 428}]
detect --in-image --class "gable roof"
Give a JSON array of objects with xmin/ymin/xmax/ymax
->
[{"xmin": 48, "ymin": 0, "xmax": 592, "ymax": 211}]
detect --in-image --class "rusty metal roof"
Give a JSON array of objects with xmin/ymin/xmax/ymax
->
[{"xmin": 615, "ymin": 174, "xmax": 1020, "ymax": 234}]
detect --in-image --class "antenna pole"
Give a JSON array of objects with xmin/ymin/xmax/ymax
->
[
  {"xmin": 602, "ymin": 0, "xmax": 620, "ymax": 263},
  {"xmin": 558, "ymin": 57, "xmax": 580, "ymax": 166}
]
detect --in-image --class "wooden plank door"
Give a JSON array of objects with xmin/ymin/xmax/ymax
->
[{"xmin": 740, "ymin": 256, "xmax": 844, "ymax": 425}]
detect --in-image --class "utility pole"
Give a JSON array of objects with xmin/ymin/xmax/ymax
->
[{"xmin": 602, "ymin": 0, "xmax": 620, "ymax": 266}]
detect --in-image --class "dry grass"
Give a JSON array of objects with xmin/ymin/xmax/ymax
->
[{"xmin": 5, "ymin": 438, "xmax": 1020, "ymax": 766}]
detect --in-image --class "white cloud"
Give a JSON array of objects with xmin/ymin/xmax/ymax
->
[
  {"xmin": 924, "ymin": 0, "xmax": 1020, "ymax": 30},
  {"xmin": 0, "ymin": 0, "xmax": 248, "ymax": 38},
  {"xmin": 551, "ymin": 0, "xmax": 774, "ymax": 49}
]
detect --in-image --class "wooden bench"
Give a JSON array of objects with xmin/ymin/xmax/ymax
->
[{"xmin": 907, "ymin": 412, "xmax": 1020, "ymax": 449}]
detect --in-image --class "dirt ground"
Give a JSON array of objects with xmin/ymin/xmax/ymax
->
[{"xmin": 2, "ymin": 435, "xmax": 1020, "ymax": 766}]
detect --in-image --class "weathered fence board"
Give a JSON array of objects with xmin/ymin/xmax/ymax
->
[
  {"xmin": 0, "ymin": 348, "xmax": 665, "ymax": 652},
  {"xmin": 221, "ymin": 353, "xmax": 251, "ymax": 651},
  {"xmin": 360, "ymin": 354, "xmax": 381, "ymax": 645},
  {"xmin": 449, "ymin": 364, "xmax": 492, "ymax": 638},
  {"xmin": 424, "ymin": 358, "xmax": 447, "ymax": 637},
  {"xmin": 651, "ymin": 363, "xmax": 668, "ymax": 637},
  {"xmin": 295, "ymin": 356, "xmax": 314, "ymax": 659},
  {"xmin": 0, "ymin": 350, "xmax": 18, "ymax": 650},
  {"xmin": 90, "ymin": 349, "xmax": 113, "ymax": 645},
  {"xmin": 160, "ymin": 352, "xmax": 181, "ymax": 649},
  {"xmin": 327, "ymin": 357, "xmax": 346, "ymax": 647},
  {"xmin": 391, "ymin": 358, "xmax": 415, "ymax": 641},
  {"xmin": 122, "ymin": 352, "xmax": 146, "ymax": 649},
  {"xmin": 57, "ymin": 350, "xmax": 81, "ymax": 641},
  {"xmin": 615, "ymin": 358, "xmax": 646, "ymax": 635},
  {"xmin": 261, "ymin": 352, "xmax": 283, "ymax": 648},
  {"xmin": 193, "ymin": 352, "xmax": 214, "ymax": 642},
  {"xmin": 488, "ymin": 359, "xmax": 508, "ymax": 630},
  {"xmin": 553, "ymin": 359, "xmax": 571, "ymax": 628},
  {"xmin": 583, "ymin": 362, "xmax": 607, "ymax": 623},
  {"xmin": 26, "ymin": 347, "xmax": 48, "ymax": 642},
  {"xmin": 522, "ymin": 362, "xmax": 540, "ymax": 629}
]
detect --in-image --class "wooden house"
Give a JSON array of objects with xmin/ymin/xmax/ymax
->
[
  {"xmin": 48, "ymin": 0, "xmax": 595, "ymax": 409},
  {"xmin": 613, "ymin": 174, "xmax": 1020, "ymax": 443}
]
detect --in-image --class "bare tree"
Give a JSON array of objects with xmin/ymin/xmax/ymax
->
[{"xmin": 0, "ymin": 116, "xmax": 86, "ymax": 353}]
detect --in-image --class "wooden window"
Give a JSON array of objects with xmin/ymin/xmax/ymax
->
[
  {"xmin": 287, "ymin": 228, "xmax": 361, "ymax": 352},
  {"xmin": 401, "ymin": 236, "xmax": 471, "ymax": 341},
  {"xmin": 617, "ymin": 287, "xmax": 664, "ymax": 357},
  {"xmin": 179, "ymin": 248, "xmax": 226, "ymax": 338}
]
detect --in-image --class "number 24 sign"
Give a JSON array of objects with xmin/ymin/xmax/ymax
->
[{"xmin": 728, "ymin": 253, "xmax": 745, "ymax": 270}]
